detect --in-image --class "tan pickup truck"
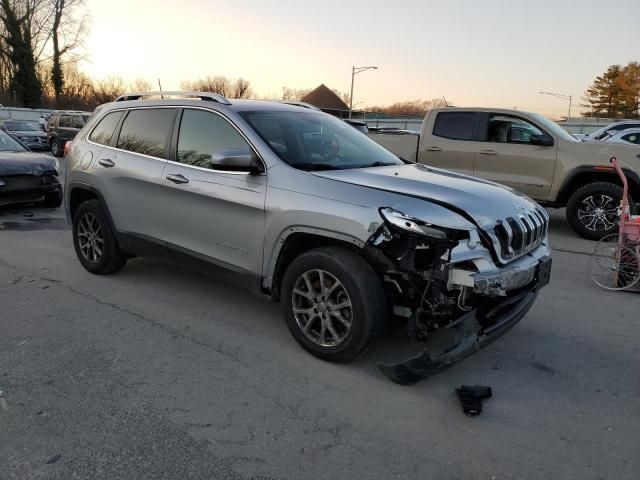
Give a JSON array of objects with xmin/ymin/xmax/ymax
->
[{"xmin": 369, "ymin": 107, "xmax": 640, "ymax": 239}]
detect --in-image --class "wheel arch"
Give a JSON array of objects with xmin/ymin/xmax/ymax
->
[
  {"xmin": 264, "ymin": 227, "xmax": 366, "ymax": 300},
  {"xmin": 68, "ymin": 183, "xmax": 116, "ymax": 231},
  {"xmin": 557, "ymin": 167, "xmax": 640, "ymax": 206}
]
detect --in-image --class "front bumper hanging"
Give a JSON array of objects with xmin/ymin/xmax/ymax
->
[{"xmin": 378, "ymin": 289, "xmax": 538, "ymax": 385}]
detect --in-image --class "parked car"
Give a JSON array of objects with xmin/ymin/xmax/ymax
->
[
  {"xmin": 38, "ymin": 113, "xmax": 51, "ymax": 131},
  {"xmin": 343, "ymin": 119, "xmax": 369, "ymax": 133},
  {"xmin": 65, "ymin": 91, "xmax": 551, "ymax": 383},
  {"xmin": 0, "ymin": 120, "xmax": 49, "ymax": 151},
  {"xmin": 369, "ymin": 107, "xmax": 640, "ymax": 239},
  {"xmin": 0, "ymin": 129, "xmax": 62, "ymax": 208},
  {"xmin": 575, "ymin": 120, "xmax": 640, "ymax": 142},
  {"xmin": 602, "ymin": 128, "xmax": 640, "ymax": 146},
  {"xmin": 46, "ymin": 110, "xmax": 91, "ymax": 157}
]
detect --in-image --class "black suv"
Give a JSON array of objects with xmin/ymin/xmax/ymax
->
[{"xmin": 46, "ymin": 111, "xmax": 91, "ymax": 157}]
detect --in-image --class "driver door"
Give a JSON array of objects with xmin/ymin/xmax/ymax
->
[{"xmin": 473, "ymin": 113, "xmax": 558, "ymax": 197}]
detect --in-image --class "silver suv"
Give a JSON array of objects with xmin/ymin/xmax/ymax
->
[{"xmin": 65, "ymin": 91, "xmax": 552, "ymax": 384}]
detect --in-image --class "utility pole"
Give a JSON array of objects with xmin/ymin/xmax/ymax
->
[{"xmin": 349, "ymin": 65, "xmax": 378, "ymax": 119}]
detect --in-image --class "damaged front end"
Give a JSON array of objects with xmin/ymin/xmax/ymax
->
[{"xmin": 365, "ymin": 207, "xmax": 551, "ymax": 385}]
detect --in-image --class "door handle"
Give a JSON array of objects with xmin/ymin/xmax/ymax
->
[
  {"xmin": 479, "ymin": 149, "xmax": 497, "ymax": 155},
  {"xmin": 98, "ymin": 158, "xmax": 115, "ymax": 168},
  {"xmin": 166, "ymin": 173, "xmax": 190, "ymax": 184},
  {"xmin": 426, "ymin": 146, "xmax": 442, "ymax": 152}
]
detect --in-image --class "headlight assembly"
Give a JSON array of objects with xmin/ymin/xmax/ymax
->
[{"xmin": 379, "ymin": 207, "xmax": 447, "ymax": 240}]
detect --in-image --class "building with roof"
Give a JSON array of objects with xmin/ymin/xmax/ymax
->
[{"xmin": 301, "ymin": 84, "xmax": 349, "ymax": 117}]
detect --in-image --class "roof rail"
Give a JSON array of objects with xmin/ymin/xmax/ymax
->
[
  {"xmin": 275, "ymin": 100, "xmax": 321, "ymax": 111},
  {"xmin": 114, "ymin": 91, "xmax": 232, "ymax": 105}
]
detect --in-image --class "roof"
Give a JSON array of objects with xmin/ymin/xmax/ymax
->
[{"xmin": 301, "ymin": 84, "xmax": 349, "ymax": 111}]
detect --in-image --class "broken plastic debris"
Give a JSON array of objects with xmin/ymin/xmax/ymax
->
[
  {"xmin": 456, "ymin": 385, "xmax": 492, "ymax": 417},
  {"xmin": 0, "ymin": 390, "xmax": 8, "ymax": 411}
]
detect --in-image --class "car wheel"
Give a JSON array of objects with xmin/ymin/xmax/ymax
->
[
  {"xmin": 566, "ymin": 182, "xmax": 632, "ymax": 240},
  {"xmin": 50, "ymin": 139, "xmax": 63, "ymax": 157},
  {"xmin": 281, "ymin": 246, "xmax": 386, "ymax": 363},
  {"xmin": 72, "ymin": 199, "xmax": 127, "ymax": 274},
  {"xmin": 38, "ymin": 190, "xmax": 63, "ymax": 208}
]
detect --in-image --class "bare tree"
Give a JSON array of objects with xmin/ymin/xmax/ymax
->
[
  {"xmin": 0, "ymin": 0, "xmax": 46, "ymax": 107},
  {"xmin": 93, "ymin": 76, "xmax": 126, "ymax": 104},
  {"xmin": 232, "ymin": 78, "xmax": 251, "ymax": 99},
  {"xmin": 281, "ymin": 86, "xmax": 311, "ymax": 101},
  {"xmin": 129, "ymin": 78, "xmax": 152, "ymax": 92},
  {"xmin": 369, "ymin": 98, "xmax": 449, "ymax": 117},
  {"xmin": 48, "ymin": 0, "xmax": 87, "ymax": 105},
  {"xmin": 181, "ymin": 75, "xmax": 252, "ymax": 99}
]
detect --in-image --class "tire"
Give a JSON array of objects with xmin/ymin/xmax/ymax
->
[
  {"xmin": 38, "ymin": 190, "xmax": 63, "ymax": 208},
  {"xmin": 50, "ymin": 139, "xmax": 63, "ymax": 157},
  {"xmin": 72, "ymin": 199, "xmax": 127, "ymax": 274},
  {"xmin": 281, "ymin": 246, "xmax": 386, "ymax": 363},
  {"xmin": 566, "ymin": 182, "xmax": 632, "ymax": 240}
]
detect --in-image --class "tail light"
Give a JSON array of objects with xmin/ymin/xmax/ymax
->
[{"xmin": 64, "ymin": 141, "xmax": 71, "ymax": 156}]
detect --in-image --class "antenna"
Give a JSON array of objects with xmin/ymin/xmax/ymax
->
[
  {"xmin": 157, "ymin": 78, "xmax": 164, "ymax": 99},
  {"xmin": 442, "ymin": 96, "xmax": 449, "ymax": 107}
]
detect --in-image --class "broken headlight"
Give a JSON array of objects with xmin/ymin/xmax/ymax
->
[{"xmin": 379, "ymin": 207, "xmax": 447, "ymax": 240}]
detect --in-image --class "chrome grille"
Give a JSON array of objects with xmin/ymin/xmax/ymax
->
[{"xmin": 491, "ymin": 207, "xmax": 549, "ymax": 262}]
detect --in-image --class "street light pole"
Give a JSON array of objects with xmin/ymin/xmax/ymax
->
[
  {"xmin": 539, "ymin": 91, "xmax": 573, "ymax": 120},
  {"xmin": 349, "ymin": 65, "xmax": 378, "ymax": 119}
]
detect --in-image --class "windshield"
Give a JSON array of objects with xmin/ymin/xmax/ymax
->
[
  {"xmin": 240, "ymin": 111, "xmax": 404, "ymax": 170},
  {"xmin": 4, "ymin": 121, "xmax": 40, "ymax": 131},
  {"xmin": 0, "ymin": 130, "xmax": 27, "ymax": 151},
  {"xmin": 528, "ymin": 113, "xmax": 577, "ymax": 143}
]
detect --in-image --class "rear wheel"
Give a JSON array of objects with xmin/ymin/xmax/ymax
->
[
  {"xmin": 50, "ymin": 139, "xmax": 63, "ymax": 157},
  {"xmin": 281, "ymin": 246, "xmax": 386, "ymax": 363},
  {"xmin": 566, "ymin": 182, "xmax": 631, "ymax": 240},
  {"xmin": 72, "ymin": 199, "xmax": 127, "ymax": 274}
]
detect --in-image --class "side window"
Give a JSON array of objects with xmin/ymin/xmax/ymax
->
[
  {"xmin": 47, "ymin": 114, "xmax": 59, "ymax": 128},
  {"xmin": 622, "ymin": 133, "xmax": 640, "ymax": 145},
  {"xmin": 59, "ymin": 115, "xmax": 72, "ymax": 127},
  {"xmin": 89, "ymin": 111, "xmax": 124, "ymax": 146},
  {"xmin": 116, "ymin": 108, "xmax": 176, "ymax": 159},
  {"xmin": 432, "ymin": 112, "xmax": 476, "ymax": 141},
  {"xmin": 71, "ymin": 115, "xmax": 85, "ymax": 129},
  {"xmin": 177, "ymin": 109, "xmax": 251, "ymax": 169},
  {"xmin": 487, "ymin": 114, "xmax": 543, "ymax": 144}
]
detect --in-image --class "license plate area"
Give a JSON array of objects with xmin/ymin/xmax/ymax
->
[{"xmin": 536, "ymin": 256, "xmax": 552, "ymax": 288}]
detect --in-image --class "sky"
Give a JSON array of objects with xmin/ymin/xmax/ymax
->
[{"xmin": 82, "ymin": 0, "xmax": 640, "ymax": 117}]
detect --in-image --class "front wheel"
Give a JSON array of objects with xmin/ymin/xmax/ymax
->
[
  {"xmin": 566, "ymin": 182, "xmax": 631, "ymax": 240},
  {"xmin": 281, "ymin": 246, "xmax": 386, "ymax": 363}
]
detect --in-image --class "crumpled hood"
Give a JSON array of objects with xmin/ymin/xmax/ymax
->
[
  {"xmin": 0, "ymin": 152, "xmax": 57, "ymax": 176},
  {"xmin": 313, "ymin": 163, "xmax": 540, "ymax": 229}
]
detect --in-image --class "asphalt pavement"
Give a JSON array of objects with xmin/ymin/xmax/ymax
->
[{"xmin": 0, "ymin": 200, "xmax": 638, "ymax": 479}]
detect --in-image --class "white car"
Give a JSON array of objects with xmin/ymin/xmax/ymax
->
[
  {"xmin": 577, "ymin": 120, "xmax": 640, "ymax": 141},
  {"xmin": 602, "ymin": 128, "xmax": 640, "ymax": 146}
]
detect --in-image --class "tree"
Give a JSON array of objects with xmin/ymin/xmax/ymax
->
[
  {"xmin": 582, "ymin": 63, "xmax": 640, "ymax": 119},
  {"xmin": 49, "ymin": 0, "xmax": 87, "ymax": 105},
  {"xmin": 369, "ymin": 98, "xmax": 448, "ymax": 117},
  {"xmin": 281, "ymin": 86, "xmax": 311, "ymax": 101},
  {"xmin": 0, "ymin": 0, "xmax": 44, "ymax": 107},
  {"xmin": 181, "ymin": 75, "xmax": 252, "ymax": 99}
]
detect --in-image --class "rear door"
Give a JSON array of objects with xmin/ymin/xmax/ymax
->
[
  {"xmin": 418, "ymin": 111, "xmax": 479, "ymax": 176},
  {"xmin": 161, "ymin": 107, "xmax": 266, "ymax": 275},
  {"xmin": 473, "ymin": 113, "xmax": 557, "ymax": 197},
  {"xmin": 90, "ymin": 107, "xmax": 177, "ymax": 245}
]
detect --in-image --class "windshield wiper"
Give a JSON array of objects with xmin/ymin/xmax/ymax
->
[
  {"xmin": 368, "ymin": 161, "xmax": 399, "ymax": 167},
  {"xmin": 292, "ymin": 163, "xmax": 338, "ymax": 171}
]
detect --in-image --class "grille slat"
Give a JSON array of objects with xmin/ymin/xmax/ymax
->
[{"xmin": 492, "ymin": 208, "xmax": 548, "ymax": 262}]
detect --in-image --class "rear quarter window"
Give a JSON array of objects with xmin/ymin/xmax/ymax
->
[
  {"xmin": 89, "ymin": 111, "xmax": 125, "ymax": 146},
  {"xmin": 432, "ymin": 112, "xmax": 476, "ymax": 140},
  {"xmin": 116, "ymin": 108, "xmax": 177, "ymax": 158}
]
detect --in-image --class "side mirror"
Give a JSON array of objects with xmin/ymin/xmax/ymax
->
[
  {"xmin": 210, "ymin": 149, "xmax": 264, "ymax": 174},
  {"xmin": 529, "ymin": 134, "xmax": 554, "ymax": 146}
]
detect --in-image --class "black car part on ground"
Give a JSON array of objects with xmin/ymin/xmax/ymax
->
[{"xmin": 456, "ymin": 385, "xmax": 493, "ymax": 416}]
